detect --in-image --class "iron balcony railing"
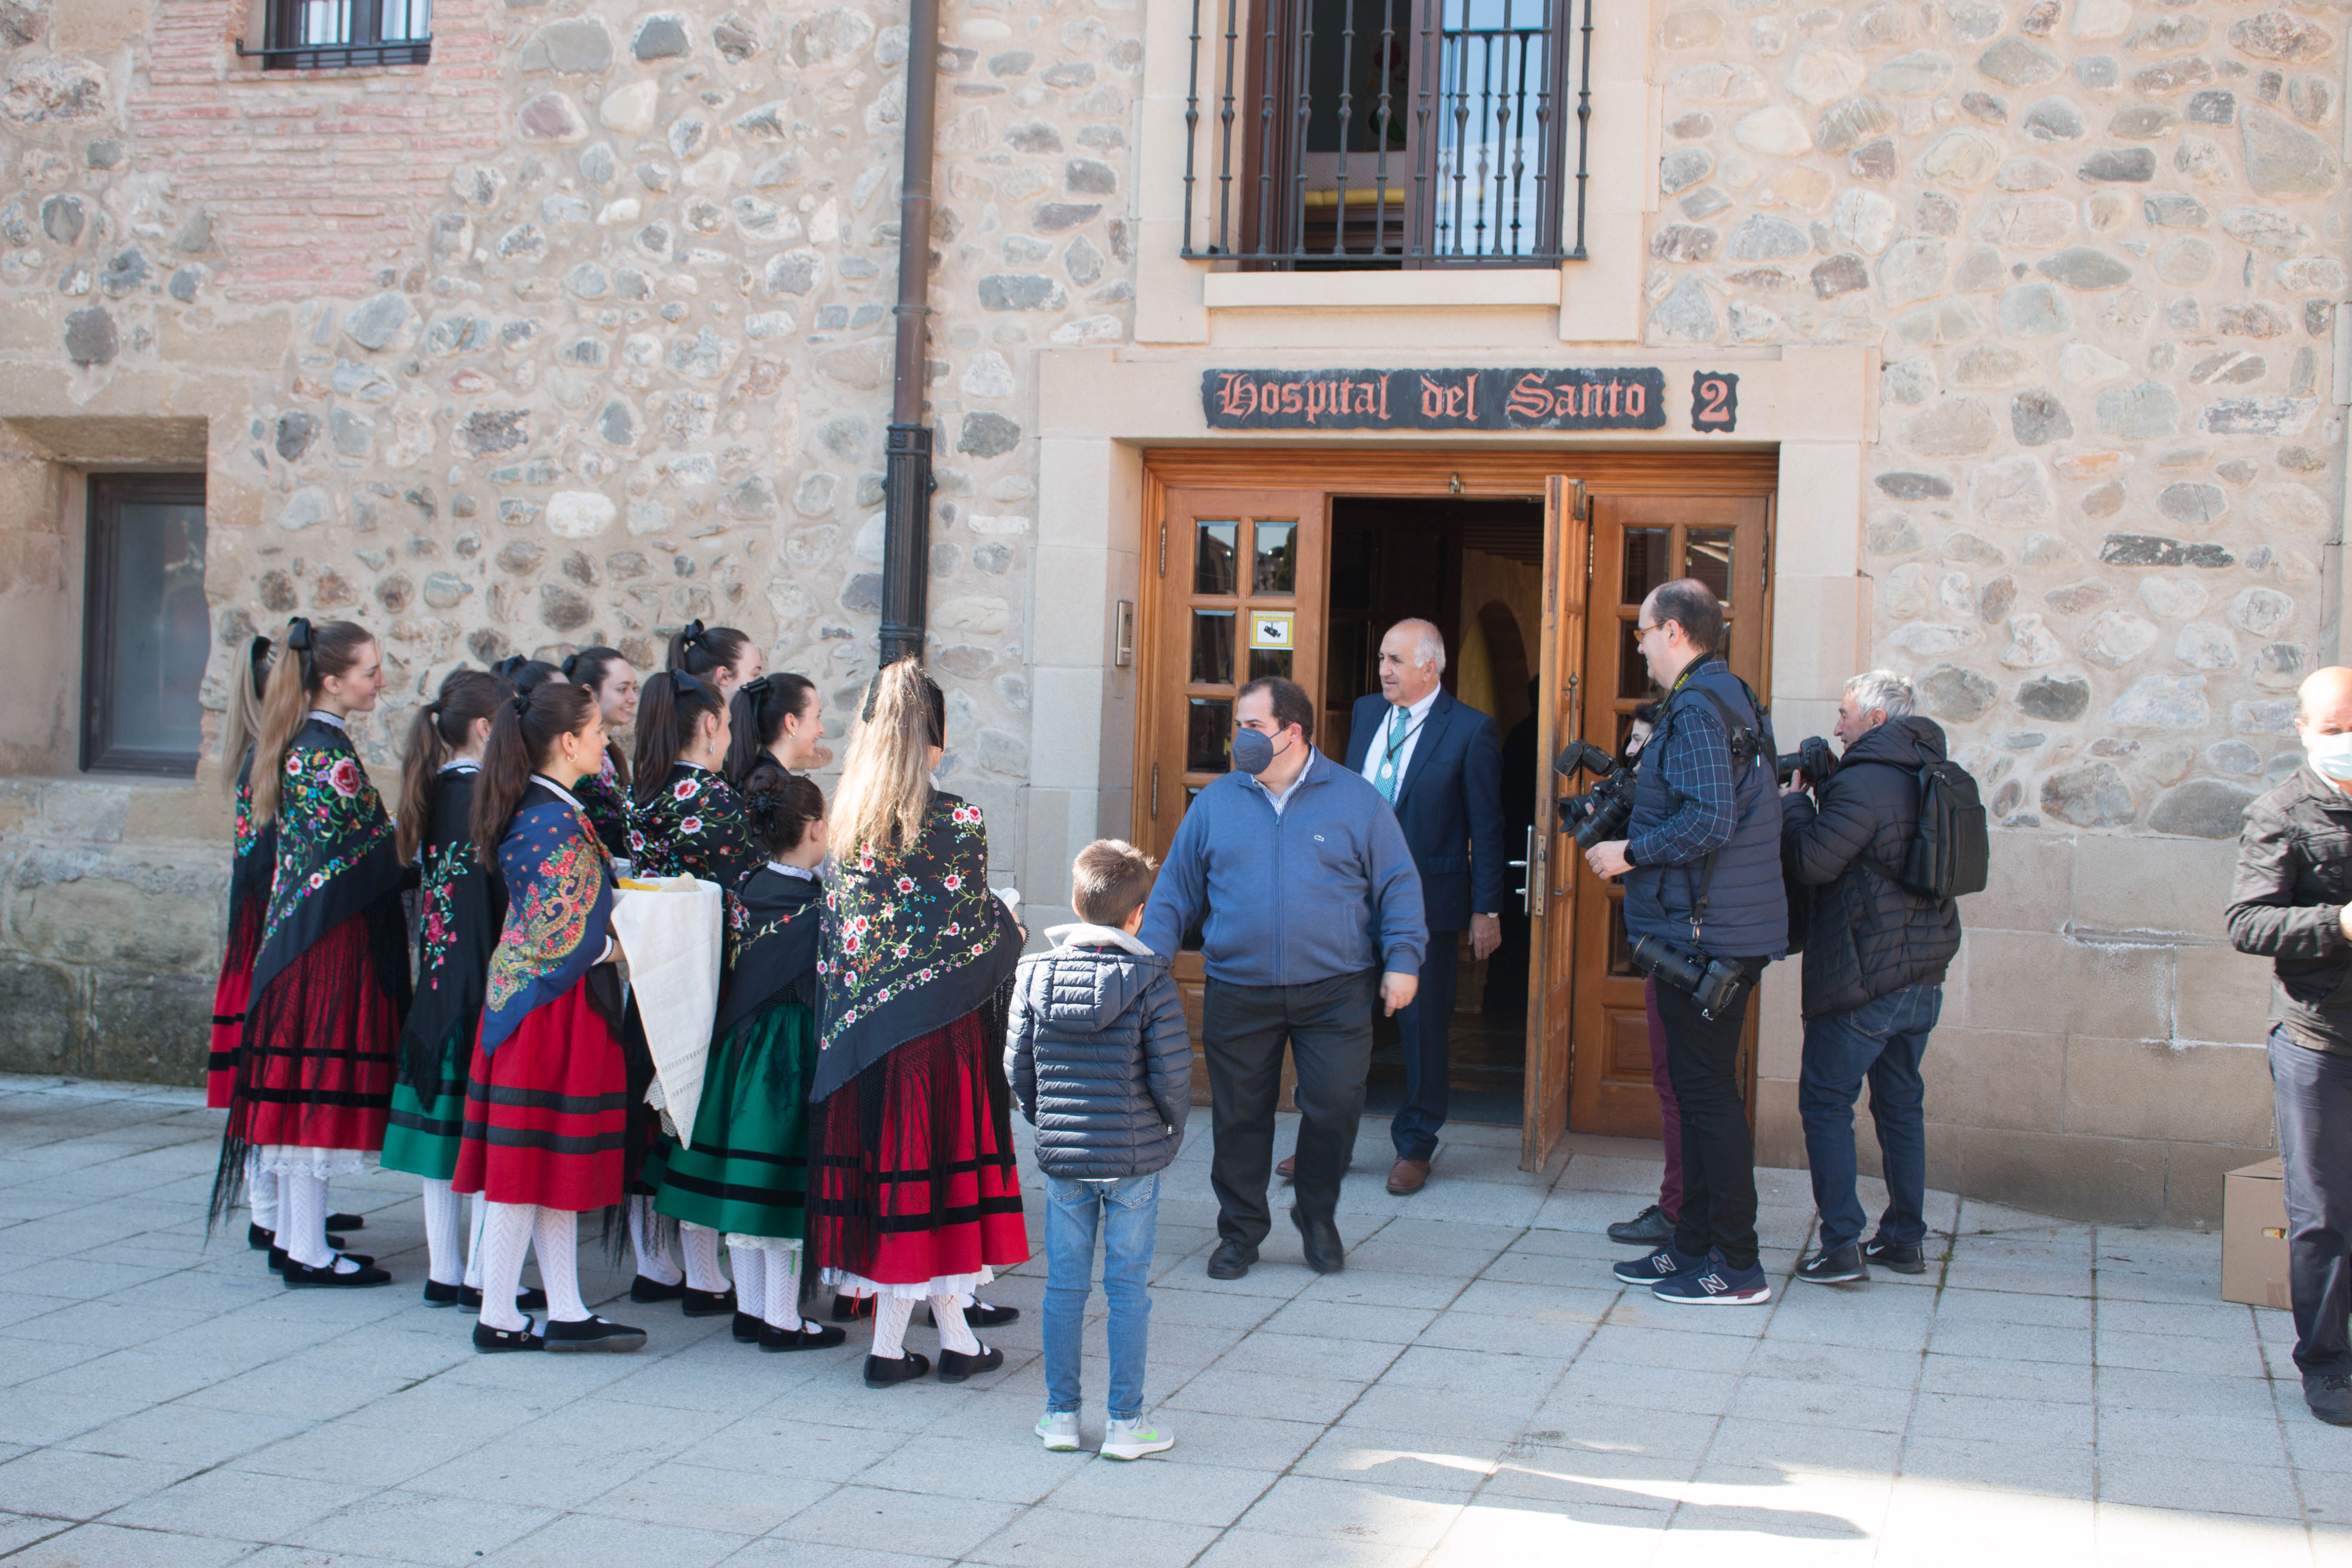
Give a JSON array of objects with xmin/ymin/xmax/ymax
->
[
  {"xmin": 1181, "ymin": 0, "xmax": 1591, "ymax": 268},
  {"xmin": 239, "ymin": 0, "xmax": 432, "ymax": 69}
]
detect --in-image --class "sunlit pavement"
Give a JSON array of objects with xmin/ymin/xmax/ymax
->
[{"xmin": 0, "ymin": 1071, "xmax": 2330, "ymax": 1567}]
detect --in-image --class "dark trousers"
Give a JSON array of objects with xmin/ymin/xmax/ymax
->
[
  {"xmin": 1645, "ymin": 978, "xmax": 1682, "ymax": 1222},
  {"xmin": 1799, "ymin": 983, "xmax": 1941, "ymax": 1253},
  {"xmin": 1657, "ymin": 967, "xmax": 1761, "ymax": 1271},
  {"xmin": 1391, "ymin": 934, "xmax": 1459, "ymax": 1161},
  {"xmin": 1204, "ymin": 970, "xmax": 1377, "ymax": 1249},
  {"xmin": 2272, "ymin": 1028, "xmax": 2352, "ymax": 1377}
]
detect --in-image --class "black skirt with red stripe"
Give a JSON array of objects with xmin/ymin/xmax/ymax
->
[
  {"xmin": 206, "ymin": 893, "xmax": 264, "ymax": 1112},
  {"xmin": 453, "ymin": 974, "xmax": 630, "ymax": 1212},
  {"xmin": 227, "ymin": 908, "xmax": 402, "ymax": 1152}
]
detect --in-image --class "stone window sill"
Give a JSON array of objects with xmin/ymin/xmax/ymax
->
[{"xmin": 1200, "ymin": 269, "xmax": 1562, "ymax": 312}]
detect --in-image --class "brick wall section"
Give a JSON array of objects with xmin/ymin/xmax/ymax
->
[{"xmin": 135, "ymin": 0, "xmax": 502, "ymax": 300}]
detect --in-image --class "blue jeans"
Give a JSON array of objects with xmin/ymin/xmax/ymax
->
[
  {"xmin": 1799, "ymin": 983, "xmax": 1942, "ymax": 1253},
  {"xmin": 1042, "ymin": 1172, "xmax": 1158, "ymax": 1419}
]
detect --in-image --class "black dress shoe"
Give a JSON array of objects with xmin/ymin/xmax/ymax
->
[
  {"xmin": 924, "ymin": 1300, "xmax": 1021, "ymax": 1329},
  {"xmin": 864, "ymin": 1350, "xmax": 931, "ymax": 1387},
  {"xmin": 732, "ymin": 1311, "xmax": 763, "ymax": 1343},
  {"xmin": 760, "ymin": 1321, "xmax": 848, "ymax": 1352},
  {"xmin": 1293, "ymin": 1209, "xmax": 1345, "ymax": 1274},
  {"xmin": 427, "ymin": 1282, "xmax": 545, "ymax": 1310},
  {"xmin": 629, "ymin": 1274, "xmax": 687, "ymax": 1303},
  {"xmin": 283, "ymin": 1259, "xmax": 392, "ymax": 1289},
  {"xmin": 1207, "ymin": 1240, "xmax": 1257, "ymax": 1280},
  {"xmin": 681, "ymin": 1286, "xmax": 736, "ymax": 1318},
  {"xmin": 545, "ymin": 1315, "xmax": 648, "ymax": 1353},
  {"xmin": 937, "ymin": 1344, "xmax": 1003, "ymax": 1383},
  {"xmin": 273, "ymin": 1246, "xmax": 371, "ymax": 1272},
  {"xmin": 327, "ymin": 1212, "xmax": 365, "ymax": 1231},
  {"xmin": 1607, "ymin": 1204, "xmax": 1676, "ymax": 1246},
  {"xmin": 474, "ymin": 1320, "xmax": 544, "ymax": 1353}
]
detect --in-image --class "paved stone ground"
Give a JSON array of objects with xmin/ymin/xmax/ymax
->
[{"xmin": 0, "ymin": 1072, "xmax": 2334, "ymax": 1567}]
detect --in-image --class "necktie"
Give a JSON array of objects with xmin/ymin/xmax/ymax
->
[{"xmin": 1375, "ymin": 704, "xmax": 1410, "ymax": 803}]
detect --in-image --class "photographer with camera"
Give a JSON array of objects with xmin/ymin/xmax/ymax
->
[
  {"xmin": 1585, "ymin": 579, "xmax": 1785, "ymax": 1306},
  {"xmin": 1778, "ymin": 671, "xmax": 1962, "ymax": 1287}
]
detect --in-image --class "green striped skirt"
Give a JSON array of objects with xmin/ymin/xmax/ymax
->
[
  {"xmin": 652, "ymin": 999, "xmax": 814, "ymax": 1242},
  {"xmin": 379, "ymin": 1027, "xmax": 468, "ymax": 1182}
]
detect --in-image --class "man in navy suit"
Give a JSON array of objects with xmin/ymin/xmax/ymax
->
[{"xmin": 1342, "ymin": 619, "xmax": 1509, "ymax": 1194}]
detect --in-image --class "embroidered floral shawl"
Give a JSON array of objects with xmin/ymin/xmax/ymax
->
[
  {"xmin": 395, "ymin": 765, "xmax": 507, "ymax": 1086},
  {"xmin": 250, "ymin": 716, "xmax": 406, "ymax": 1003},
  {"xmin": 227, "ymin": 745, "xmax": 278, "ymax": 936},
  {"xmin": 811, "ymin": 792, "xmax": 1020, "ymax": 1102},
  {"xmin": 712, "ymin": 865, "xmax": 823, "ymax": 1044},
  {"xmin": 630, "ymin": 762, "xmax": 760, "ymax": 891},
  {"xmin": 575, "ymin": 746, "xmax": 633, "ymax": 859},
  {"xmin": 481, "ymin": 781, "xmax": 614, "ymax": 1055}
]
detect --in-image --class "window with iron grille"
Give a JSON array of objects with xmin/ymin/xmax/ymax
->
[
  {"xmin": 1181, "ymin": 0, "xmax": 1592, "ymax": 268},
  {"xmin": 242, "ymin": 0, "xmax": 432, "ymax": 70},
  {"xmin": 80, "ymin": 475, "xmax": 210, "ymax": 777}
]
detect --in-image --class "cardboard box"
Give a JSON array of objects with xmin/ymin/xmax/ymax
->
[{"xmin": 2223, "ymin": 1158, "xmax": 2290, "ymax": 1311}]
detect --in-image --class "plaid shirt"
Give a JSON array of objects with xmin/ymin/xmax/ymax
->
[{"xmin": 1626, "ymin": 666, "xmax": 1739, "ymax": 871}]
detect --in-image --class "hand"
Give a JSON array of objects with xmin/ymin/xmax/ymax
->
[
  {"xmin": 1469, "ymin": 913, "xmax": 1502, "ymax": 961},
  {"xmin": 1781, "ymin": 771, "xmax": 1807, "ymax": 797},
  {"xmin": 1585, "ymin": 839, "xmax": 1632, "ymax": 880},
  {"xmin": 1380, "ymin": 971, "xmax": 1418, "ymax": 1016}
]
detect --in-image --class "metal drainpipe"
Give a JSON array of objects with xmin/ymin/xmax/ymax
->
[{"xmin": 878, "ymin": 0, "xmax": 942, "ymax": 669}]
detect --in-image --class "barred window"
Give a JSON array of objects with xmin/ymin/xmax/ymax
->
[{"xmin": 246, "ymin": 0, "xmax": 432, "ymax": 70}]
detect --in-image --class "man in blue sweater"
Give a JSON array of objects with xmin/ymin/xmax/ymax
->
[{"xmin": 1139, "ymin": 677, "xmax": 1427, "ymax": 1279}]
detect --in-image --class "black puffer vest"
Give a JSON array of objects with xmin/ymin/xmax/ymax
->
[{"xmin": 1623, "ymin": 659, "xmax": 1789, "ymax": 960}]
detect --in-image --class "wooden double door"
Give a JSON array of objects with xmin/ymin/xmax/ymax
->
[{"xmin": 1133, "ymin": 447, "xmax": 1777, "ymax": 1169}]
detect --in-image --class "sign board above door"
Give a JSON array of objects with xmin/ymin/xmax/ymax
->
[{"xmin": 1203, "ymin": 368, "xmax": 1680, "ymax": 433}]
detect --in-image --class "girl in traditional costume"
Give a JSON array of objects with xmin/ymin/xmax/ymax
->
[
  {"xmin": 723, "ymin": 672, "xmax": 830, "ymax": 796},
  {"xmin": 627, "ymin": 670, "xmax": 760, "ymax": 1314},
  {"xmin": 560, "ymin": 646, "xmax": 639, "ymax": 860},
  {"xmin": 453, "ymin": 680, "xmax": 646, "ymax": 1353},
  {"xmin": 214, "ymin": 618, "xmax": 409, "ymax": 1289},
  {"xmin": 385, "ymin": 668, "xmax": 521, "ymax": 1309},
  {"xmin": 811, "ymin": 660, "xmax": 1028, "ymax": 1387},
  {"xmin": 668, "ymin": 619, "xmax": 763, "ymax": 700},
  {"xmin": 210, "ymin": 634, "xmax": 274, "ymax": 1115},
  {"xmin": 654, "ymin": 775, "xmax": 849, "ymax": 1351}
]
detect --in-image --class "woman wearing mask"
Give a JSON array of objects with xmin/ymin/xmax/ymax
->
[
  {"xmin": 668, "ymin": 619, "xmax": 762, "ymax": 700},
  {"xmin": 453, "ymin": 681, "xmax": 644, "ymax": 1353},
  {"xmin": 213, "ymin": 618, "xmax": 410, "ymax": 1288},
  {"xmin": 723, "ymin": 673, "xmax": 830, "ymax": 795},
  {"xmin": 561, "ymin": 646, "xmax": 639, "ymax": 860},
  {"xmin": 812, "ymin": 660, "xmax": 1028, "ymax": 1388}
]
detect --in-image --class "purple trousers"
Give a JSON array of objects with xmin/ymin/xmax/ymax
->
[{"xmin": 1646, "ymin": 977, "xmax": 1683, "ymax": 1222}]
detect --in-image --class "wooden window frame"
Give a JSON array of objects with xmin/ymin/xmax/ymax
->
[{"xmin": 80, "ymin": 472, "xmax": 209, "ymax": 779}]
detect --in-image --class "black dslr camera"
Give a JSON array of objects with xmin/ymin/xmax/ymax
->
[
  {"xmin": 1775, "ymin": 735, "xmax": 1841, "ymax": 789},
  {"xmin": 1629, "ymin": 934, "xmax": 1753, "ymax": 1021},
  {"xmin": 1555, "ymin": 741, "xmax": 1637, "ymax": 851}
]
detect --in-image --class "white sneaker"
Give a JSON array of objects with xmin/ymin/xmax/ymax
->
[
  {"xmin": 1100, "ymin": 1415, "xmax": 1174, "ymax": 1461},
  {"xmin": 1036, "ymin": 1411, "xmax": 1080, "ymax": 1452}
]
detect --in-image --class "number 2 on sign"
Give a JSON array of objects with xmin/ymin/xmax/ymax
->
[{"xmin": 1690, "ymin": 371, "xmax": 1739, "ymax": 433}]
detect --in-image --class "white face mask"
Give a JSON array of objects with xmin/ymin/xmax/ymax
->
[{"xmin": 2302, "ymin": 726, "xmax": 2352, "ymax": 781}]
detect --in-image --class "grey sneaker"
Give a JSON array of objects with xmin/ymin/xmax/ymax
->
[
  {"xmin": 1101, "ymin": 1415, "xmax": 1175, "ymax": 1460},
  {"xmin": 2307, "ymin": 1374, "xmax": 2352, "ymax": 1427},
  {"xmin": 1037, "ymin": 1411, "xmax": 1081, "ymax": 1451}
]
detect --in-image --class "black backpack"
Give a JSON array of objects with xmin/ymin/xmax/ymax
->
[{"xmin": 1899, "ymin": 759, "xmax": 1989, "ymax": 900}]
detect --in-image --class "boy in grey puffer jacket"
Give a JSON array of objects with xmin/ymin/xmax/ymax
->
[{"xmin": 1007, "ymin": 839, "xmax": 1191, "ymax": 1460}]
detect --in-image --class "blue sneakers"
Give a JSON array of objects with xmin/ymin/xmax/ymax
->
[
  {"xmin": 1651, "ymin": 1253, "xmax": 1772, "ymax": 1306},
  {"xmin": 1612, "ymin": 1240, "xmax": 1709, "ymax": 1286}
]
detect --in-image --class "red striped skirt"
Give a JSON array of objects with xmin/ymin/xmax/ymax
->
[
  {"xmin": 230, "ymin": 913, "xmax": 399, "ymax": 1152},
  {"xmin": 452, "ymin": 977, "xmax": 629, "ymax": 1212},
  {"xmin": 206, "ymin": 894, "xmax": 264, "ymax": 1111},
  {"xmin": 810, "ymin": 1009, "xmax": 1030, "ymax": 1290}
]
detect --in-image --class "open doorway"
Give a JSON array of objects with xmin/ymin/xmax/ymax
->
[{"xmin": 1325, "ymin": 494, "xmax": 1545, "ymax": 1131}]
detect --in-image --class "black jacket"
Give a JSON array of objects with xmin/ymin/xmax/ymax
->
[
  {"xmin": 2227, "ymin": 767, "xmax": 2352, "ymax": 1054},
  {"xmin": 1342, "ymin": 689, "xmax": 1510, "ymax": 930},
  {"xmin": 1779, "ymin": 715, "xmax": 1963, "ymax": 1020}
]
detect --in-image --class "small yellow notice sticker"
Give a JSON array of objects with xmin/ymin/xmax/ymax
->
[{"xmin": 1250, "ymin": 611, "xmax": 1295, "ymax": 649}]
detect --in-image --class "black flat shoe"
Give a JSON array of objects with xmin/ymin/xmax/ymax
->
[
  {"xmin": 761, "ymin": 1321, "xmax": 847, "ymax": 1352},
  {"xmin": 1206, "ymin": 1240, "xmax": 1257, "ymax": 1280},
  {"xmin": 248, "ymin": 1223, "xmax": 273, "ymax": 1252},
  {"xmin": 831, "ymin": 1293, "xmax": 868, "ymax": 1322},
  {"xmin": 327, "ymin": 1212, "xmax": 364, "ymax": 1231},
  {"xmin": 925, "ymin": 1300, "xmax": 1020, "ymax": 1329},
  {"xmin": 629, "ymin": 1274, "xmax": 686, "ymax": 1304},
  {"xmin": 428, "ymin": 1282, "xmax": 545, "ymax": 1310},
  {"xmin": 282, "ymin": 1259, "xmax": 392, "ymax": 1289},
  {"xmin": 936, "ymin": 1344, "xmax": 1003, "ymax": 1383},
  {"xmin": 681, "ymin": 1286, "xmax": 735, "ymax": 1318},
  {"xmin": 545, "ymin": 1316, "xmax": 648, "ymax": 1353},
  {"xmin": 271, "ymin": 1246, "xmax": 369, "ymax": 1272},
  {"xmin": 733, "ymin": 1311, "xmax": 763, "ymax": 1343},
  {"xmin": 474, "ymin": 1320, "xmax": 544, "ymax": 1353},
  {"xmin": 1293, "ymin": 1209, "xmax": 1345, "ymax": 1274},
  {"xmin": 864, "ymin": 1350, "xmax": 931, "ymax": 1387}
]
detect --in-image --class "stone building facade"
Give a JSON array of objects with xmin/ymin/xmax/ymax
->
[{"xmin": 0, "ymin": 0, "xmax": 2342, "ymax": 1225}]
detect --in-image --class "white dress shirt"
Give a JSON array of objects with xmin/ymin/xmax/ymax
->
[{"xmin": 1360, "ymin": 685, "xmax": 1440, "ymax": 797}]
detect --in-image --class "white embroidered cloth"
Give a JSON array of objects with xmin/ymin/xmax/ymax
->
[{"xmin": 611, "ymin": 874, "xmax": 723, "ymax": 1149}]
